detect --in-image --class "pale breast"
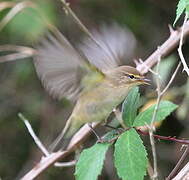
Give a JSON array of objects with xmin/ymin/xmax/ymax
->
[{"xmin": 73, "ymin": 83, "xmax": 132, "ymax": 124}]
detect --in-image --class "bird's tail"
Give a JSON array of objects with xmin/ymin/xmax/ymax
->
[
  {"xmin": 48, "ymin": 117, "xmax": 73, "ymax": 152},
  {"xmin": 48, "ymin": 116, "xmax": 82, "ymax": 152}
]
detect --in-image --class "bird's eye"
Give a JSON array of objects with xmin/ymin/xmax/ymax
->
[{"xmin": 128, "ymin": 75, "xmax": 135, "ymax": 79}]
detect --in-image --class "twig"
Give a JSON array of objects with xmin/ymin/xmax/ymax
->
[
  {"xmin": 138, "ymin": 130, "xmax": 189, "ymax": 179},
  {"xmin": 178, "ymin": 12, "xmax": 189, "ymax": 76},
  {"xmin": 161, "ymin": 62, "xmax": 181, "ymax": 95},
  {"xmin": 0, "ymin": 45, "xmax": 36, "ymax": 53},
  {"xmin": 148, "ymin": 161, "xmax": 155, "ymax": 179},
  {"xmin": 149, "ymin": 52, "xmax": 162, "ymax": 180},
  {"xmin": 0, "ymin": 1, "xmax": 34, "ymax": 32},
  {"xmin": 0, "ymin": 45, "xmax": 36, "ymax": 63},
  {"xmin": 166, "ymin": 146, "xmax": 189, "ymax": 180},
  {"xmin": 137, "ymin": 21, "xmax": 189, "ymax": 74},
  {"xmin": 148, "ymin": 56, "xmax": 181, "ymax": 179},
  {"xmin": 55, "ymin": 160, "xmax": 76, "ymax": 167},
  {"xmin": 21, "ymin": 122, "xmax": 99, "ymax": 180},
  {"xmin": 18, "ymin": 113, "xmax": 50, "ymax": 157},
  {"xmin": 19, "ymin": 113, "xmax": 77, "ymax": 169},
  {"xmin": 60, "ymin": 0, "xmax": 114, "ymax": 62}
]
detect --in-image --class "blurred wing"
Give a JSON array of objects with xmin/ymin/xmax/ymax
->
[
  {"xmin": 78, "ymin": 23, "xmax": 136, "ymax": 72},
  {"xmin": 34, "ymin": 31, "xmax": 93, "ymax": 101}
]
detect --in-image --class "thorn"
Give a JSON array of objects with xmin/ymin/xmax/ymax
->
[
  {"xmin": 112, "ymin": 108, "xmax": 116, "ymax": 112},
  {"xmin": 168, "ymin": 24, "xmax": 174, "ymax": 34},
  {"xmin": 134, "ymin": 59, "xmax": 140, "ymax": 66},
  {"xmin": 176, "ymin": 26, "xmax": 181, "ymax": 32}
]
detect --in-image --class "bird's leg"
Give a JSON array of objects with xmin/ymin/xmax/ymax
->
[
  {"xmin": 103, "ymin": 124, "xmax": 124, "ymax": 134},
  {"xmin": 103, "ymin": 124, "xmax": 117, "ymax": 130},
  {"xmin": 87, "ymin": 123, "xmax": 104, "ymax": 143},
  {"xmin": 103, "ymin": 117, "xmax": 122, "ymax": 130},
  {"xmin": 113, "ymin": 108, "xmax": 127, "ymax": 129}
]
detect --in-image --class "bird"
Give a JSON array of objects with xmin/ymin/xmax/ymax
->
[{"xmin": 33, "ymin": 23, "xmax": 149, "ymax": 151}]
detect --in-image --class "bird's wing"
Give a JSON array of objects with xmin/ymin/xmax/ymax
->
[
  {"xmin": 78, "ymin": 22, "xmax": 136, "ymax": 73},
  {"xmin": 34, "ymin": 30, "xmax": 103, "ymax": 101},
  {"xmin": 34, "ymin": 23, "xmax": 136, "ymax": 101}
]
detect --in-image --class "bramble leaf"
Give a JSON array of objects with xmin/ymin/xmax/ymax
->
[
  {"xmin": 75, "ymin": 143, "xmax": 111, "ymax": 180},
  {"xmin": 114, "ymin": 128, "xmax": 147, "ymax": 180},
  {"xmin": 174, "ymin": 0, "xmax": 189, "ymax": 26},
  {"xmin": 133, "ymin": 100, "xmax": 178, "ymax": 127},
  {"xmin": 122, "ymin": 87, "xmax": 140, "ymax": 127}
]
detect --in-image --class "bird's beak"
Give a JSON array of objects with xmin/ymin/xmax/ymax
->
[{"xmin": 138, "ymin": 77, "xmax": 151, "ymax": 85}]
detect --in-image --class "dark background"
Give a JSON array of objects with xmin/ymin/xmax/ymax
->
[{"xmin": 0, "ymin": 0, "xmax": 189, "ymax": 179}]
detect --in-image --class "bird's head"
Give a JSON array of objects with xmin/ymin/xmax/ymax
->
[{"xmin": 105, "ymin": 66, "xmax": 150, "ymax": 87}]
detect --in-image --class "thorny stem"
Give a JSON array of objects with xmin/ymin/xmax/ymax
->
[{"xmin": 137, "ymin": 129, "xmax": 189, "ymax": 145}]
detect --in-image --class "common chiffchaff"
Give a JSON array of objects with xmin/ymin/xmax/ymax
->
[{"xmin": 34, "ymin": 23, "xmax": 149, "ymax": 151}]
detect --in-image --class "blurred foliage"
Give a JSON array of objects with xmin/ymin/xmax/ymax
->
[
  {"xmin": 0, "ymin": 0, "xmax": 189, "ymax": 180},
  {"xmin": 7, "ymin": 0, "xmax": 57, "ymax": 41}
]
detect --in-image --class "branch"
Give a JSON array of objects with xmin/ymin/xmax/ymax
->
[
  {"xmin": 172, "ymin": 161, "xmax": 189, "ymax": 180},
  {"xmin": 136, "ymin": 21, "xmax": 189, "ymax": 74},
  {"xmin": 166, "ymin": 146, "xmax": 189, "ymax": 180},
  {"xmin": 21, "ymin": 122, "xmax": 99, "ymax": 180},
  {"xmin": 21, "ymin": 21, "xmax": 189, "ymax": 179},
  {"xmin": 0, "ymin": 45, "xmax": 36, "ymax": 62}
]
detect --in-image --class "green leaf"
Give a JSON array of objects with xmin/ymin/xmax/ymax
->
[
  {"xmin": 75, "ymin": 143, "xmax": 111, "ymax": 180},
  {"xmin": 122, "ymin": 87, "xmax": 140, "ymax": 127},
  {"xmin": 133, "ymin": 100, "xmax": 178, "ymax": 127},
  {"xmin": 174, "ymin": 0, "xmax": 189, "ymax": 26},
  {"xmin": 114, "ymin": 128, "xmax": 147, "ymax": 180}
]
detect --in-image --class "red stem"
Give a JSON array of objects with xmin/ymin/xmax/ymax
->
[{"xmin": 136, "ymin": 128, "xmax": 189, "ymax": 145}]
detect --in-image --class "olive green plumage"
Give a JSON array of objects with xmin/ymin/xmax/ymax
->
[{"xmin": 34, "ymin": 23, "xmax": 149, "ymax": 151}]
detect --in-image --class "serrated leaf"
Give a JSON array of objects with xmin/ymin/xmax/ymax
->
[
  {"xmin": 114, "ymin": 128, "xmax": 147, "ymax": 180},
  {"xmin": 122, "ymin": 87, "xmax": 140, "ymax": 127},
  {"xmin": 133, "ymin": 100, "xmax": 178, "ymax": 127},
  {"xmin": 174, "ymin": 0, "xmax": 189, "ymax": 26},
  {"xmin": 75, "ymin": 143, "xmax": 111, "ymax": 180}
]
